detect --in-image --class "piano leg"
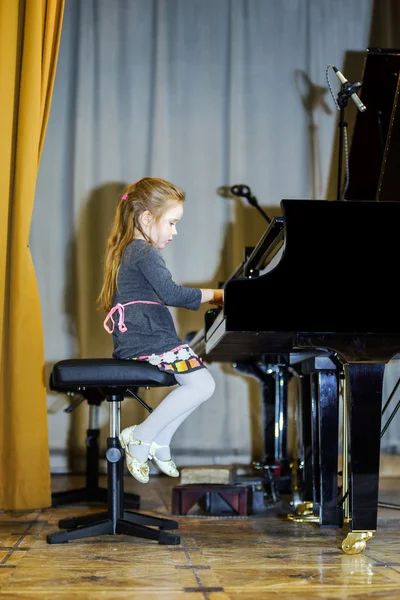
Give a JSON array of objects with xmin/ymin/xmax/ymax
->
[
  {"xmin": 310, "ymin": 372, "xmax": 321, "ymax": 517},
  {"xmin": 291, "ymin": 356, "xmax": 341, "ymax": 525},
  {"xmin": 261, "ymin": 363, "xmax": 291, "ymax": 492},
  {"xmin": 296, "ymin": 371, "xmax": 332, "ymax": 527},
  {"xmin": 287, "ymin": 372, "xmax": 314, "ymax": 519},
  {"xmin": 342, "ymin": 362, "xmax": 385, "ymax": 554},
  {"xmin": 296, "ymin": 374, "xmax": 313, "ymax": 505},
  {"xmin": 317, "ymin": 370, "xmax": 342, "ymax": 527},
  {"xmin": 274, "ymin": 366, "xmax": 290, "ymax": 479},
  {"xmin": 260, "ymin": 372, "xmax": 277, "ymax": 465}
]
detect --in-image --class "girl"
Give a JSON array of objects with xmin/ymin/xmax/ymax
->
[{"xmin": 99, "ymin": 177, "xmax": 223, "ymax": 483}]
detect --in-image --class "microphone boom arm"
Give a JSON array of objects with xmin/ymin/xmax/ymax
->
[{"xmin": 230, "ymin": 184, "xmax": 271, "ymax": 224}]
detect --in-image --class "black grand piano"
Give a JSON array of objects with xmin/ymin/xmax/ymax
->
[{"xmin": 190, "ymin": 48, "xmax": 400, "ymax": 554}]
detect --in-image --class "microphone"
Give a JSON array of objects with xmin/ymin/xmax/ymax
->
[
  {"xmin": 333, "ymin": 66, "xmax": 366, "ymax": 112},
  {"xmin": 216, "ymin": 185, "xmax": 236, "ymax": 199},
  {"xmin": 230, "ymin": 184, "xmax": 252, "ymax": 198},
  {"xmin": 230, "ymin": 184, "xmax": 258, "ymax": 208}
]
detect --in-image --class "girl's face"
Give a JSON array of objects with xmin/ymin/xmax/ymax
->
[{"xmin": 141, "ymin": 201, "xmax": 184, "ymax": 250}]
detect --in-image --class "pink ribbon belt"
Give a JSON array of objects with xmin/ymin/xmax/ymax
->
[{"xmin": 103, "ymin": 300, "xmax": 161, "ymax": 334}]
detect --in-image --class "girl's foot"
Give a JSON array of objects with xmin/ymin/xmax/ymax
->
[
  {"xmin": 149, "ymin": 441, "xmax": 179, "ymax": 477},
  {"xmin": 119, "ymin": 425, "xmax": 152, "ymax": 483}
]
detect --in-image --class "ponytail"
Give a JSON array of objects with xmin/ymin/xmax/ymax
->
[{"xmin": 98, "ymin": 177, "xmax": 185, "ymax": 312}]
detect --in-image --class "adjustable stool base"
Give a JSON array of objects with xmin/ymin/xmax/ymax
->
[
  {"xmin": 47, "ymin": 510, "xmax": 180, "ymax": 545},
  {"xmin": 47, "ymin": 430, "xmax": 180, "ymax": 545}
]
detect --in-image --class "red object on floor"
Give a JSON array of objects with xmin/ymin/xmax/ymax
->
[{"xmin": 172, "ymin": 484, "xmax": 249, "ymax": 516}]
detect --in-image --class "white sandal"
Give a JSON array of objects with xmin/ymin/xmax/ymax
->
[
  {"xmin": 119, "ymin": 425, "xmax": 151, "ymax": 484},
  {"xmin": 149, "ymin": 441, "xmax": 180, "ymax": 478}
]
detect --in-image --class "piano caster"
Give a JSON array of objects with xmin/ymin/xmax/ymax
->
[
  {"xmin": 294, "ymin": 501, "xmax": 313, "ymax": 516},
  {"xmin": 287, "ymin": 500, "xmax": 318, "ymax": 522},
  {"xmin": 342, "ymin": 531, "xmax": 374, "ymax": 555},
  {"xmin": 286, "ymin": 511, "xmax": 319, "ymax": 523}
]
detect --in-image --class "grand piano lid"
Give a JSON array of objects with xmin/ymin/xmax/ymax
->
[{"xmin": 346, "ymin": 47, "xmax": 400, "ymax": 201}]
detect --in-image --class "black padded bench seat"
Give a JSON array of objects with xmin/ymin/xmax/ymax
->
[{"xmin": 51, "ymin": 358, "xmax": 176, "ymax": 390}]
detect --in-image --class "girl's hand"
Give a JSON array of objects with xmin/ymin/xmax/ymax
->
[
  {"xmin": 209, "ymin": 289, "xmax": 224, "ymax": 306},
  {"xmin": 200, "ymin": 289, "xmax": 224, "ymax": 305}
]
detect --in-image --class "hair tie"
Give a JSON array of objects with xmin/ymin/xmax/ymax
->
[{"xmin": 122, "ymin": 193, "xmax": 128, "ymax": 200}]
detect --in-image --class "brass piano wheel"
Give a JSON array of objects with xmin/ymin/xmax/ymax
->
[
  {"xmin": 295, "ymin": 501, "xmax": 313, "ymax": 516},
  {"xmin": 342, "ymin": 531, "xmax": 374, "ymax": 555},
  {"xmin": 287, "ymin": 500, "xmax": 318, "ymax": 522},
  {"xmin": 287, "ymin": 512, "xmax": 319, "ymax": 523}
]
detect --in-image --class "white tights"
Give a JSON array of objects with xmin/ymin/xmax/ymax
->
[{"xmin": 128, "ymin": 368, "xmax": 216, "ymax": 462}]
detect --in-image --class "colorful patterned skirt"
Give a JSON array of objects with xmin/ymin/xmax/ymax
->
[{"xmin": 132, "ymin": 344, "xmax": 205, "ymax": 374}]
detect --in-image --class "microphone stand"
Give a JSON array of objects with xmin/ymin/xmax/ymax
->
[
  {"xmin": 336, "ymin": 80, "xmax": 362, "ymax": 201},
  {"xmin": 245, "ymin": 194, "xmax": 272, "ymax": 224}
]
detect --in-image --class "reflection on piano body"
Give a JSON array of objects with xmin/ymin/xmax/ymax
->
[{"xmin": 191, "ymin": 47, "xmax": 400, "ymax": 554}]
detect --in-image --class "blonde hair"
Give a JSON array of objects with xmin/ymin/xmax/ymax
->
[{"xmin": 98, "ymin": 177, "xmax": 185, "ymax": 312}]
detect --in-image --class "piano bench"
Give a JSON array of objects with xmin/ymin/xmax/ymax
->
[
  {"xmin": 47, "ymin": 358, "xmax": 180, "ymax": 545},
  {"xmin": 172, "ymin": 484, "xmax": 249, "ymax": 517}
]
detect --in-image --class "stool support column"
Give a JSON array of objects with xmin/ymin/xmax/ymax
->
[
  {"xmin": 110, "ymin": 399, "xmax": 121, "ymax": 438},
  {"xmin": 52, "ymin": 400, "xmax": 140, "ymax": 510}
]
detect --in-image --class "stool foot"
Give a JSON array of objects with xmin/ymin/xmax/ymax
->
[
  {"xmin": 47, "ymin": 519, "xmax": 113, "ymax": 543},
  {"xmin": 123, "ymin": 510, "xmax": 179, "ymax": 530},
  {"xmin": 116, "ymin": 519, "xmax": 180, "ymax": 545}
]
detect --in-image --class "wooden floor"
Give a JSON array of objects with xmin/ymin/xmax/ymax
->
[{"xmin": 1, "ymin": 475, "xmax": 400, "ymax": 599}]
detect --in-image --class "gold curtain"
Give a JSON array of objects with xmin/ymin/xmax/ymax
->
[{"xmin": 0, "ymin": 0, "xmax": 65, "ymax": 510}]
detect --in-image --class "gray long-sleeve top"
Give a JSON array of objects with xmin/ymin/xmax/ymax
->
[{"xmin": 110, "ymin": 239, "xmax": 201, "ymax": 359}]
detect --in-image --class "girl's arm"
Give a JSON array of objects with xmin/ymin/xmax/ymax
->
[{"xmin": 138, "ymin": 246, "xmax": 223, "ymax": 309}]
